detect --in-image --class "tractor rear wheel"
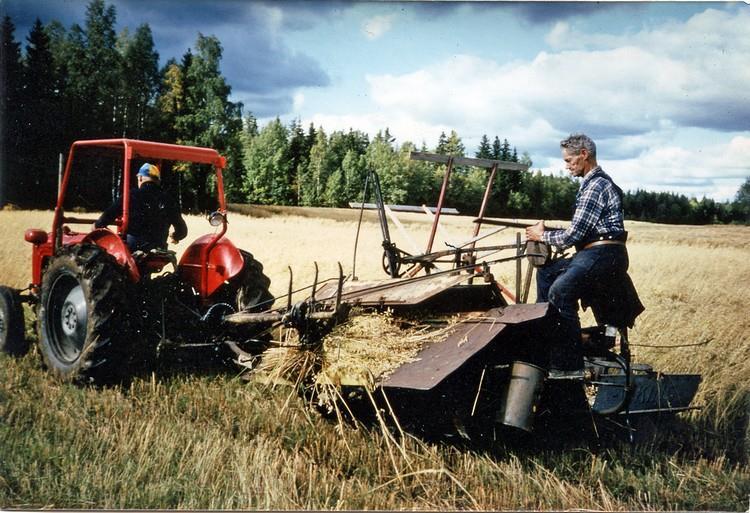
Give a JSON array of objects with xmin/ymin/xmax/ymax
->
[
  {"xmin": 0, "ymin": 285, "xmax": 28, "ymax": 356},
  {"xmin": 235, "ymin": 250, "xmax": 274, "ymax": 313},
  {"xmin": 214, "ymin": 250, "xmax": 274, "ymax": 363},
  {"xmin": 37, "ymin": 244, "xmax": 139, "ymax": 384}
]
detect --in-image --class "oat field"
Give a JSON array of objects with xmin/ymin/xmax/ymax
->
[{"xmin": 1, "ymin": 207, "xmax": 749, "ymax": 510}]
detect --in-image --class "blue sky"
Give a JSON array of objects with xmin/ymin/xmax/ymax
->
[{"xmin": 5, "ymin": 1, "xmax": 749, "ymax": 201}]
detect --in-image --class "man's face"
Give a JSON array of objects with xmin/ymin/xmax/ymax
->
[{"xmin": 562, "ymin": 148, "xmax": 588, "ymax": 177}]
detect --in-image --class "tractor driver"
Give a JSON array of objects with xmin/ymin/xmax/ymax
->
[
  {"xmin": 95, "ymin": 163, "xmax": 187, "ymax": 252},
  {"xmin": 525, "ymin": 133, "xmax": 641, "ymax": 377}
]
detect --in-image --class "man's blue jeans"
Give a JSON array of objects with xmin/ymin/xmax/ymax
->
[{"xmin": 536, "ymin": 245, "xmax": 629, "ymax": 370}]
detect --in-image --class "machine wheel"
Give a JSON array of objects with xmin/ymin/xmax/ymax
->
[
  {"xmin": 0, "ymin": 285, "xmax": 28, "ymax": 356},
  {"xmin": 37, "ymin": 244, "xmax": 138, "ymax": 384}
]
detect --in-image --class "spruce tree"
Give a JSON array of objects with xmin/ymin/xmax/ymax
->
[
  {"xmin": 83, "ymin": 0, "xmax": 121, "ymax": 137},
  {"xmin": 118, "ymin": 24, "xmax": 159, "ymax": 138},
  {"xmin": 476, "ymin": 134, "xmax": 492, "ymax": 159},
  {"xmin": 176, "ymin": 34, "xmax": 244, "ymax": 207},
  {"xmin": 491, "ymin": 136, "xmax": 502, "ymax": 160},
  {"xmin": 22, "ymin": 18, "xmax": 60, "ymax": 206},
  {"xmin": 0, "ymin": 16, "xmax": 23, "ymax": 206}
]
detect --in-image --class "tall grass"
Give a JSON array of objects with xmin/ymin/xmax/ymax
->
[
  {"xmin": 2, "ymin": 353, "xmax": 748, "ymax": 510},
  {"xmin": 1, "ymin": 208, "xmax": 749, "ymax": 509}
]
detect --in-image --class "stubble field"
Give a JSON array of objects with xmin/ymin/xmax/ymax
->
[{"xmin": 1, "ymin": 206, "xmax": 749, "ymax": 510}]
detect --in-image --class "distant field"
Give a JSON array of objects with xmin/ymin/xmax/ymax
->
[{"xmin": 1, "ymin": 206, "xmax": 749, "ymax": 509}]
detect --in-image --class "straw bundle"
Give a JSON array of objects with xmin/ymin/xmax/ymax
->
[
  {"xmin": 253, "ymin": 309, "xmax": 463, "ymax": 392},
  {"xmin": 318, "ymin": 310, "xmax": 459, "ymax": 388}
]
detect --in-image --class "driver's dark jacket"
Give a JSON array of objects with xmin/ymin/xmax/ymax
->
[{"xmin": 95, "ymin": 182, "xmax": 187, "ymax": 251}]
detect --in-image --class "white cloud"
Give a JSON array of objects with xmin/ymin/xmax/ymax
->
[
  {"xmin": 351, "ymin": 7, "xmax": 750, "ymax": 199},
  {"xmin": 537, "ymin": 135, "xmax": 750, "ymax": 200},
  {"xmin": 293, "ymin": 92, "xmax": 305, "ymax": 111},
  {"xmin": 545, "ymin": 21, "xmax": 570, "ymax": 48},
  {"xmin": 362, "ymin": 14, "xmax": 395, "ymax": 40},
  {"xmin": 291, "ymin": 6, "xmax": 748, "ymax": 199}
]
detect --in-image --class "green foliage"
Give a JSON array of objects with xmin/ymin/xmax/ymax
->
[
  {"xmin": 21, "ymin": 19, "xmax": 59, "ymax": 207},
  {"xmin": 298, "ymin": 128, "xmax": 331, "ymax": 206},
  {"xmin": 732, "ymin": 176, "xmax": 750, "ymax": 223},
  {"xmin": 81, "ymin": 0, "xmax": 121, "ymax": 137},
  {"xmin": 173, "ymin": 34, "xmax": 244, "ymax": 208},
  {"xmin": 476, "ymin": 134, "xmax": 492, "ymax": 159},
  {"xmin": 0, "ymin": 15, "xmax": 24, "ymax": 207},
  {"xmin": 242, "ymin": 118, "xmax": 293, "ymax": 205},
  {"xmin": 1, "ymin": 1, "xmax": 747, "ymax": 224},
  {"xmin": 117, "ymin": 24, "xmax": 160, "ymax": 139}
]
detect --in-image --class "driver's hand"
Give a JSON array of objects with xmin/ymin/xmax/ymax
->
[
  {"xmin": 525, "ymin": 220, "xmax": 545, "ymax": 242},
  {"xmin": 169, "ymin": 232, "xmax": 178, "ymax": 245}
]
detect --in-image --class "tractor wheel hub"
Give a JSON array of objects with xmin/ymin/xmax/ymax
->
[{"xmin": 60, "ymin": 285, "xmax": 86, "ymax": 339}]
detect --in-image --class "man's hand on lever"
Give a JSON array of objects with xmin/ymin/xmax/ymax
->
[{"xmin": 525, "ymin": 220, "xmax": 545, "ymax": 242}]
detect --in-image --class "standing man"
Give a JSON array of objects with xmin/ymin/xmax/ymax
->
[
  {"xmin": 526, "ymin": 133, "xmax": 637, "ymax": 375},
  {"xmin": 95, "ymin": 163, "xmax": 187, "ymax": 252}
]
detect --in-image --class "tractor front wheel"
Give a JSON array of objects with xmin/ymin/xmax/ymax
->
[
  {"xmin": 37, "ymin": 245, "xmax": 139, "ymax": 384},
  {"xmin": 0, "ymin": 285, "xmax": 28, "ymax": 356}
]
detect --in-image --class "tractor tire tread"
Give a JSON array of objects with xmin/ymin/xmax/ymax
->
[
  {"xmin": 0, "ymin": 285, "xmax": 29, "ymax": 356},
  {"xmin": 37, "ymin": 244, "xmax": 141, "ymax": 385}
]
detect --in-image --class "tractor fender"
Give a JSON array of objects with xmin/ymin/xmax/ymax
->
[
  {"xmin": 82, "ymin": 229, "xmax": 141, "ymax": 282},
  {"xmin": 178, "ymin": 234, "xmax": 244, "ymax": 297}
]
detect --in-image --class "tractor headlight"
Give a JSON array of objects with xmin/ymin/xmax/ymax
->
[{"xmin": 208, "ymin": 211, "xmax": 226, "ymax": 227}]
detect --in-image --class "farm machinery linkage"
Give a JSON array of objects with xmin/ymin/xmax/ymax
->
[{"xmin": 0, "ymin": 139, "xmax": 701, "ymax": 443}]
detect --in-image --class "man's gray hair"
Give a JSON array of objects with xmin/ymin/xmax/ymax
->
[{"xmin": 560, "ymin": 133, "xmax": 596, "ymax": 159}]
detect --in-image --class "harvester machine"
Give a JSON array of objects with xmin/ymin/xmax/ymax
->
[{"xmin": 230, "ymin": 151, "xmax": 701, "ymax": 442}]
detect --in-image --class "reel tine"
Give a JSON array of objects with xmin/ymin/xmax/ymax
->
[
  {"xmin": 335, "ymin": 262, "xmax": 344, "ymax": 313},
  {"xmin": 287, "ymin": 265, "xmax": 293, "ymax": 310},
  {"xmin": 311, "ymin": 261, "xmax": 319, "ymax": 304}
]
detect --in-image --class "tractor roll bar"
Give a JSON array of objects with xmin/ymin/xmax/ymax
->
[{"xmin": 53, "ymin": 138, "xmax": 228, "ymax": 251}]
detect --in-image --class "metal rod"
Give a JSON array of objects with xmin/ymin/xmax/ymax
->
[
  {"xmin": 472, "ymin": 164, "xmax": 497, "ymax": 242},
  {"xmin": 522, "ymin": 259, "xmax": 534, "ymax": 303},
  {"xmin": 323, "ymin": 252, "xmax": 530, "ymax": 304},
  {"xmin": 351, "ymin": 172, "xmax": 371, "ymax": 281},
  {"xmin": 425, "ymin": 156, "xmax": 453, "ymax": 255},
  {"xmin": 468, "ymin": 164, "xmax": 497, "ymax": 284},
  {"xmin": 474, "ymin": 217, "xmax": 566, "ymax": 231},
  {"xmin": 515, "ymin": 232, "xmax": 522, "ymax": 303},
  {"xmin": 616, "ymin": 406, "xmax": 702, "ymax": 415},
  {"xmin": 58, "ymin": 153, "xmax": 64, "ymax": 198}
]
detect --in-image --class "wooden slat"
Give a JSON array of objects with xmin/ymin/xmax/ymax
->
[
  {"xmin": 348, "ymin": 202, "xmax": 459, "ymax": 214},
  {"xmin": 473, "ymin": 217, "xmax": 566, "ymax": 231},
  {"xmin": 410, "ymin": 151, "xmax": 528, "ymax": 172}
]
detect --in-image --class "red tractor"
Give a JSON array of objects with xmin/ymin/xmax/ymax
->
[{"xmin": 0, "ymin": 139, "xmax": 273, "ymax": 383}]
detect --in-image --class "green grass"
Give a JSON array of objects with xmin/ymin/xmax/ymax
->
[
  {"xmin": 2, "ymin": 213, "xmax": 749, "ymax": 509},
  {"xmin": 1, "ymin": 347, "xmax": 748, "ymax": 510}
]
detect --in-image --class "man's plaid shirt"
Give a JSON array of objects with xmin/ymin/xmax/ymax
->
[{"xmin": 542, "ymin": 166, "xmax": 625, "ymax": 250}]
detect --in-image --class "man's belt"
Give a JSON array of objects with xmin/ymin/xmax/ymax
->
[
  {"xmin": 582, "ymin": 239, "xmax": 626, "ymax": 250},
  {"xmin": 575, "ymin": 231, "xmax": 627, "ymax": 251}
]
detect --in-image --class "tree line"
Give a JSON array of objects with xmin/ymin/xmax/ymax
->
[{"xmin": 1, "ymin": 0, "xmax": 748, "ymax": 223}]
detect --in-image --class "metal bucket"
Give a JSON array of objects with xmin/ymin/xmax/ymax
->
[{"xmin": 499, "ymin": 361, "xmax": 546, "ymax": 432}]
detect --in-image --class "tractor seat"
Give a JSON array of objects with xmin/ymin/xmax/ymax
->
[{"xmin": 133, "ymin": 248, "xmax": 177, "ymax": 275}]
